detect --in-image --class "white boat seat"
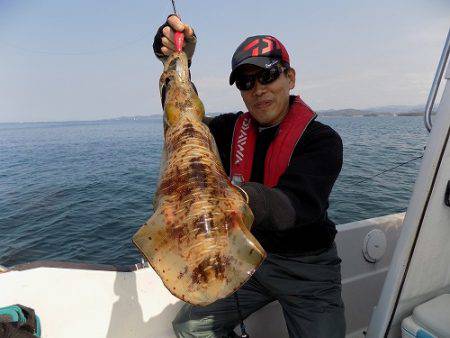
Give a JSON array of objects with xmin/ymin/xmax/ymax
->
[{"xmin": 401, "ymin": 294, "xmax": 450, "ymax": 338}]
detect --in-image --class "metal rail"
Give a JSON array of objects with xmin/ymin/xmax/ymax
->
[{"xmin": 425, "ymin": 28, "xmax": 450, "ymax": 132}]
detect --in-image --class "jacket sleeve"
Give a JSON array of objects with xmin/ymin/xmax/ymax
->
[
  {"xmin": 242, "ymin": 123, "xmax": 343, "ymax": 231},
  {"xmin": 207, "ymin": 113, "xmax": 240, "ymax": 174}
]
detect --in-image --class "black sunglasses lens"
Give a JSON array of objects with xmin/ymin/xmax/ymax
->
[
  {"xmin": 235, "ymin": 66, "xmax": 283, "ymax": 90},
  {"xmin": 259, "ymin": 67, "xmax": 281, "ymax": 85},
  {"xmin": 236, "ymin": 75, "xmax": 255, "ymax": 91}
]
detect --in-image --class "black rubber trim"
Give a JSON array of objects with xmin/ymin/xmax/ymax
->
[
  {"xmin": 445, "ymin": 180, "xmax": 450, "ymax": 206},
  {"xmin": 8, "ymin": 260, "xmax": 146, "ymax": 273}
]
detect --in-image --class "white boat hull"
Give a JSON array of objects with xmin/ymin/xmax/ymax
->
[{"xmin": 0, "ymin": 213, "xmax": 404, "ymax": 338}]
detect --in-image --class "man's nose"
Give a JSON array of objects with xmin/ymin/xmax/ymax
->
[{"xmin": 253, "ymin": 80, "xmax": 266, "ymax": 96}]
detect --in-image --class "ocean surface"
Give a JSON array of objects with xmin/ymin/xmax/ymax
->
[{"xmin": 0, "ymin": 116, "xmax": 428, "ymax": 267}]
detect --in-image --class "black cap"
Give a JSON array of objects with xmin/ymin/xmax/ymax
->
[{"xmin": 229, "ymin": 35, "xmax": 290, "ymax": 85}]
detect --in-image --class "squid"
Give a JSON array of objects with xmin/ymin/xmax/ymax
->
[{"xmin": 132, "ymin": 50, "xmax": 266, "ymax": 306}]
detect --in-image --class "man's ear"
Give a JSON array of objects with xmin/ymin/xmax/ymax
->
[{"xmin": 287, "ymin": 68, "xmax": 296, "ymax": 90}]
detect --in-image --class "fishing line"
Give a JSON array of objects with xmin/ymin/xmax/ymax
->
[
  {"xmin": 354, "ymin": 152, "xmax": 424, "ymax": 185},
  {"xmin": 171, "ymin": 0, "xmax": 179, "ymax": 16},
  {"xmin": 0, "ymin": 31, "xmax": 151, "ymax": 56}
]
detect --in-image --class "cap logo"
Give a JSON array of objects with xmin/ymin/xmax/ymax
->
[
  {"xmin": 243, "ymin": 39, "xmax": 259, "ymax": 56},
  {"xmin": 261, "ymin": 38, "xmax": 273, "ymax": 54},
  {"xmin": 265, "ymin": 59, "xmax": 278, "ymax": 68},
  {"xmin": 243, "ymin": 37, "xmax": 275, "ymax": 57}
]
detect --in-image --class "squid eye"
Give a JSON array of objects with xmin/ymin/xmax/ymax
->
[{"xmin": 167, "ymin": 58, "xmax": 177, "ymax": 72}]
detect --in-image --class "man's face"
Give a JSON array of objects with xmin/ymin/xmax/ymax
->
[{"xmin": 237, "ymin": 64, "xmax": 295, "ymax": 126}]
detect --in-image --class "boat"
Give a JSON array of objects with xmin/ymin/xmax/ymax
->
[{"xmin": 1, "ymin": 28, "xmax": 449, "ymax": 338}]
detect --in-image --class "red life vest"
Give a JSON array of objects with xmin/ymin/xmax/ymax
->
[{"xmin": 230, "ymin": 96, "xmax": 316, "ymax": 187}]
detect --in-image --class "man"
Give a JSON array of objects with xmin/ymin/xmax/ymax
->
[{"xmin": 153, "ymin": 15, "xmax": 345, "ymax": 338}]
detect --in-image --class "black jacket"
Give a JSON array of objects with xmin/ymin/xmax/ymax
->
[{"xmin": 208, "ymin": 103, "xmax": 343, "ymax": 255}]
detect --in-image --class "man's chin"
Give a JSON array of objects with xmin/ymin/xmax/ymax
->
[{"xmin": 256, "ymin": 112, "xmax": 278, "ymax": 126}]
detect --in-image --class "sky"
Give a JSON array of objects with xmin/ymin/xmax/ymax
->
[{"xmin": 0, "ymin": 0, "xmax": 449, "ymax": 123}]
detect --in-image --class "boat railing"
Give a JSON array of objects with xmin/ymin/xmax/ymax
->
[{"xmin": 424, "ymin": 28, "xmax": 450, "ymax": 132}]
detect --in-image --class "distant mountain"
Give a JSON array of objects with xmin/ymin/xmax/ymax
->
[
  {"xmin": 317, "ymin": 104, "xmax": 435, "ymax": 117},
  {"xmin": 318, "ymin": 108, "xmax": 370, "ymax": 117},
  {"xmin": 365, "ymin": 104, "xmax": 425, "ymax": 113},
  {"xmin": 98, "ymin": 113, "xmax": 229, "ymax": 121},
  {"xmin": 97, "ymin": 114, "xmax": 162, "ymax": 121},
  {"xmin": 63, "ymin": 104, "xmax": 435, "ymax": 123}
]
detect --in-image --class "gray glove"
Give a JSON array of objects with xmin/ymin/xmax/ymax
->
[{"xmin": 240, "ymin": 182, "xmax": 297, "ymax": 231}]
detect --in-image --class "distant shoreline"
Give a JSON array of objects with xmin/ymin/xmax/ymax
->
[
  {"xmin": 1, "ymin": 108, "xmax": 435, "ymax": 125},
  {"xmin": 317, "ymin": 111, "xmax": 430, "ymax": 118}
]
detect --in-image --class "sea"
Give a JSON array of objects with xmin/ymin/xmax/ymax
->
[{"xmin": 0, "ymin": 116, "xmax": 428, "ymax": 267}]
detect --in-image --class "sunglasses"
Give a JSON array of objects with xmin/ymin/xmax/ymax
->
[{"xmin": 235, "ymin": 64, "xmax": 287, "ymax": 91}]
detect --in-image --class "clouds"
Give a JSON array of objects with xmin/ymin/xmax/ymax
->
[{"xmin": 0, "ymin": 1, "xmax": 449, "ymax": 122}]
